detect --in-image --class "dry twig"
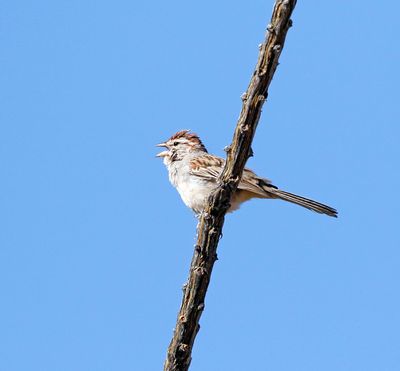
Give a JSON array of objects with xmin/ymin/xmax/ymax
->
[{"xmin": 164, "ymin": 1, "xmax": 297, "ymax": 370}]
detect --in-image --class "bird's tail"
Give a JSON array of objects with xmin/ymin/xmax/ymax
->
[{"xmin": 268, "ymin": 188, "xmax": 338, "ymax": 217}]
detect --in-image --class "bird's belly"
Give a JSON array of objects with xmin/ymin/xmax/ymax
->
[{"xmin": 176, "ymin": 179, "xmax": 211, "ymax": 214}]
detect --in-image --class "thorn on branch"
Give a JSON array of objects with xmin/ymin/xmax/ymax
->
[
  {"xmin": 224, "ymin": 145, "xmax": 231, "ymax": 153},
  {"xmin": 241, "ymin": 92, "xmax": 248, "ymax": 101},
  {"xmin": 267, "ymin": 23, "xmax": 275, "ymax": 34},
  {"xmin": 248, "ymin": 146, "xmax": 254, "ymax": 158}
]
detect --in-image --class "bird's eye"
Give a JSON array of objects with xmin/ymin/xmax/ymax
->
[{"xmin": 173, "ymin": 141, "xmax": 179, "ymax": 146}]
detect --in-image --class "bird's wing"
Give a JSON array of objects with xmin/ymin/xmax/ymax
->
[
  {"xmin": 190, "ymin": 154, "xmax": 276, "ymax": 196},
  {"xmin": 189, "ymin": 154, "xmax": 224, "ymax": 181}
]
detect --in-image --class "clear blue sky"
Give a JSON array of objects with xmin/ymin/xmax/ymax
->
[{"xmin": 1, "ymin": 1, "xmax": 399, "ymax": 370}]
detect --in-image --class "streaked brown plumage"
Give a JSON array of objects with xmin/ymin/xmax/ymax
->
[{"xmin": 157, "ymin": 130, "xmax": 337, "ymax": 217}]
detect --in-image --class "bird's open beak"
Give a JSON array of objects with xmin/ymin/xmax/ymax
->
[{"xmin": 156, "ymin": 142, "xmax": 169, "ymax": 157}]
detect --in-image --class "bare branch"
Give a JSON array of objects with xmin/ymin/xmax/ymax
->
[{"xmin": 164, "ymin": 1, "xmax": 297, "ymax": 370}]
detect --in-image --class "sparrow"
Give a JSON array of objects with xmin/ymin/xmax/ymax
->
[{"xmin": 157, "ymin": 130, "xmax": 337, "ymax": 217}]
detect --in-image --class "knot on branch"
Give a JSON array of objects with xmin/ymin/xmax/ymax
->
[
  {"xmin": 257, "ymin": 95, "xmax": 266, "ymax": 104},
  {"xmin": 240, "ymin": 124, "xmax": 249, "ymax": 132},
  {"xmin": 273, "ymin": 44, "xmax": 281, "ymax": 54},
  {"xmin": 209, "ymin": 227, "xmax": 219, "ymax": 236},
  {"xmin": 194, "ymin": 266, "xmax": 208, "ymax": 276},
  {"xmin": 178, "ymin": 343, "xmax": 189, "ymax": 353}
]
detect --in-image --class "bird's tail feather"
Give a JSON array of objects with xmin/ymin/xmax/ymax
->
[{"xmin": 268, "ymin": 189, "xmax": 338, "ymax": 218}]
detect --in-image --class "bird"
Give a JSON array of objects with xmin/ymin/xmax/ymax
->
[{"xmin": 156, "ymin": 130, "xmax": 337, "ymax": 217}]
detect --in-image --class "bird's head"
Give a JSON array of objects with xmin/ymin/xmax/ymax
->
[{"xmin": 156, "ymin": 130, "xmax": 207, "ymax": 164}]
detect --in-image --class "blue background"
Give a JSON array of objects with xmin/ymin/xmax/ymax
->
[{"xmin": 1, "ymin": 1, "xmax": 399, "ymax": 370}]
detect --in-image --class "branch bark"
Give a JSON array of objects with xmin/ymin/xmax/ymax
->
[{"xmin": 164, "ymin": 1, "xmax": 297, "ymax": 370}]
